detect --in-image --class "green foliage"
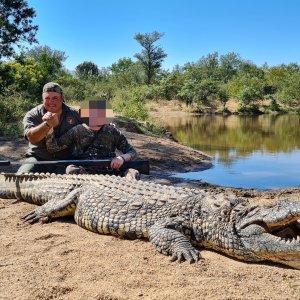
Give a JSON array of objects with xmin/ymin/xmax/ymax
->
[
  {"xmin": 110, "ymin": 57, "xmax": 134, "ymax": 75},
  {"xmin": 75, "ymin": 61, "xmax": 99, "ymax": 79},
  {"xmin": 239, "ymin": 87, "xmax": 262, "ymax": 106},
  {"xmin": 0, "ymin": 61, "xmax": 15, "ymax": 93},
  {"xmin": 58, "ymin": 71, "xmax": 114, "ymax": 102},
  {"xmin": 264, "ymin": 65, "xmax": 288, "ymax": 92},
  {"xmin": 25, "ymin": 45, "xmax": 67, "ymax": 66},
  {"xmin": 276, "ymin": 72, "xmax": 300, "ymax": 106},
  {"xmin": 17, "ymin": 45, "xmax": 68, "ymax": 99},
  {"xmin": 219, "ymin": 52, "xmax": 243, "ymax": 82},
  {"xmin": 0, "ymin": 91, "xmax": 37, "ymax": 137},
  {"xmin": 238, "ymin": 62, "xmax": 265, "ymax": 79},
  {"xmin": 237, "ymin": 104, "xmax": 261, "ymax": 114},
  {"xmin": 0, "ymin": 58, "xmax": 43, "ymax": 98},
  {"xmin": 228, "ymin": 75, "xmax": 265, "ymax": 102},
  {"xmin": 134, "ymin": 31, "xmax": 167, "ymax": 85},
  {"xmin": 59, "ymin": 74, "xmax": 89, "ymax": 102},
  {"xmin": 0, "ymin": 0, "xmax": 38, "ymax": 59},
  {"xmin": 179, "ymin": 78, "xmax": 219, "ymax": 105},
  {"xmin": 268, "ymin": 98, "xmax": 281, "ymax": 112},
  {"xmin": 217, "ymin": 85, "xmax": 230, "ymax": 111},
  {"xmin": 156, "ymin": 70, "xmax": 185, "ymax": 100},
  {"xmin": 0, "ymin": 120, "xmax": 23, "ymax": 137},
  {"xmin": 2, "ymin": 37, "xmax": 300, "ymax": 138},
  {"xmin": 111, "ymin": 87, "xmax": 149, "ymax": 121},
  {"xmin": 25, "ymin": 45, "xmax": 67, "ymax": 80},
  {"xmin": 109, "ymin": 61, "xmax": 146, "ymax": 88},
  {"xmin": 194, "ymin": 52, "xmax": 220, "ymax": 80},
  {"xmin": 263, "ymin": 63, "xmax": 300, "ymax": 107}
]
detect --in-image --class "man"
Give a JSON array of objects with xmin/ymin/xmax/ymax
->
[
  {"xmin": 17, "ymin": 82, "xmax": 81, "ymax": 174},
  {"xmin": 45, "ymin": 99, "xmax": 139, "ymax": 179}
]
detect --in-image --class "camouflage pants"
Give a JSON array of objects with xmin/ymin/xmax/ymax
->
[{"xmin": 65, "ymin": 164, "xmax": 140, "ymax": 180}]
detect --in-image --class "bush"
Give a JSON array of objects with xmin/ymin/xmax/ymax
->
[
  {"xmin": 112, "ymin": 88, "xmax": 149, "ymax": 121},
  {"xmin": 237, "ymin": 104, "xmax": 262, "ymax": 114},
  {"xmin": 0, "ymin": 92, "xmax": 38, "ymax": 137},
  {"xmin": 0, "ymin": 120, "xmax": 23, "ymax": 137}
]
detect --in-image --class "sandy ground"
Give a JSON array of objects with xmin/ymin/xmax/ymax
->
[{"xmin": 1, "ymin": 119, "xmax": 300, "ymax": 299}]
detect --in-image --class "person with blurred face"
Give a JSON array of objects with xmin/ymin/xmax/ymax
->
[
  {"xmin": 17, "ymin": 82, "xmax": 81, "ymax": 174},
  {"xmin": 45, "ymin": 99, "xmax": 139, "ymax": 179}
]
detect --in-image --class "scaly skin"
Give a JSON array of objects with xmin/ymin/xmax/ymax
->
[
  {"xmin": 0, "ymin": 172, "xmax": 197, "ymax": 205},
  {"xmin": 2, "ymin": 173, "xmax": 300, "ymax": 268}
]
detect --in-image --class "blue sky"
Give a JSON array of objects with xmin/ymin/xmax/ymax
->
[{"xmin": 27, "ymin": 0, "xmax": 300, "ymax": 71}]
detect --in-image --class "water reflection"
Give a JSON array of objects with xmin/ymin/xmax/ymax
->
[
  {"xmin": 156, "ymin": 114, "xmax": 300, "ymax": 189},
  {"xmin": 158, "ymin": 114, "xmax": 300, "ymax": 164}
]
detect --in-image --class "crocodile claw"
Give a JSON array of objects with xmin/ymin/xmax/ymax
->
[
  {"xmin": 22, "ymin": 207, "xmax": 47, "ymax": 224},
  {"xmin": 170, "ymin": 248, "xmax": 200, "ymax": 264}
]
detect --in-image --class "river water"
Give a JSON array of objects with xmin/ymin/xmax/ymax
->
[{"xmin": 156, "ymin": 114, "xmax": 300, "ymax": 190}]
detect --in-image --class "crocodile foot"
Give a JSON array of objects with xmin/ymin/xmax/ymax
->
[{"xmin": 22, "ymin": 207, "xmax": 49, "ymax": 224}]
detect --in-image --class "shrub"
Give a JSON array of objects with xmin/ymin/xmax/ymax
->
[
  {"xmin": 237, "ymin": 104, "xmax": 262, "ymax": 115},
  {"xmin": 112, "ymin": 88, "xmax": 149, "ymax": 121},
  {"xmin": 0, "ymin": 91, "xmax": 38, "ymax": 137}
]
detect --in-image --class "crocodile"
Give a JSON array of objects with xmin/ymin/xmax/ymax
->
[{"xmin": 1, "ymin": 172, "xmax": 300, "ymax": 269}]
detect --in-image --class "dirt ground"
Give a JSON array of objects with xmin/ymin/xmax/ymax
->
[{"xmin": 1, "ymin": 116, "xmax": 300, "ymax": 299}]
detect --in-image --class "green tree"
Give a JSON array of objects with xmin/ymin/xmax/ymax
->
[
  {"xmin": 156, "ymin": 70, "xmax": 185, "ymax": 100},
  {"xmin": 238, "ymin": 61, "xmax": 265, "ymax": 79},
  {"xmin": 110, "ymin": 57, "xmax": 134, "ymax": 75},
  {"xmin": 183, "ymin": 52, "xmax": 223, "ymax": 84},
  {"xmin": 264, "ymin": 63, "xmax": 300, "ymax": 102},
  {"xmin": 8, "ymin": 57, "xmax": 43, "ymax": 91},
  {"xmin": 25, "ymin": 45, "xmax": 67, "ymax": 80},
  {"xmin": 75, "ymin": 61, "xmax": 100, "ymax": 79},
  {"xmin": 134, "ymin": 31, "xmax": 167, "ymax": 85},
  {"xmin": 179, "ymin": 78, "xmax": 218, "ymax": 106},
  {"xmin": 239, "ymin": 86, "xmax": 262, "ymax": 106},
  {"xmin": 219, "ymin": 52, "xmax": 243, "ymax": 82},
  {"xmin": 195, "ymin": 52, "xmax": 220, "ymax": 80},
  {"xmin": 112, "ymin": 87, "xmax": 149, "ymax": 121},
  {"xmin": 0, "ymin": 61, "xmax": 15, "ymax": 94},
  {"xmin": 276, "ymin": 72, "xmax": 300, "ymax": 107},
  {"xmin": 227, "ymin": 65, "xmax": 265, "ymax": 101},
  {"xmin": 0, "ymin": 0, "xmax": 38, "ymax": 59},
  {"xmin": 110, "ymin": 61, "xmax": 145, "ymax": 88},
  {"xmin": 217, "ymin": 85, "xmax": 230, "ymax": 111},
  {"xmin": 0, "ymin": 57, "xmax": 43, "ymax": 98},
  {"xmin": 58, "ymin": 72, "xmax": 90, "ymax": 102}
]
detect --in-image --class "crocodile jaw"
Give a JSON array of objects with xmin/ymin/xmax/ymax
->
[
  {"xmin": 240, "ymin": 223, "xmax": 300, "ymax": 269},
  {"xmin": 237, "ymin": 200, "xmax": 300, "ymax": 269}
]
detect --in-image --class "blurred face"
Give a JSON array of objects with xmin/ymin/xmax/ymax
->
[
  {"xmin": 80, "ymin": 100, "xmax": 113, "ymax": 130},
  {"xmin": 42, "ymin": 92, "xmax": 64, "ymax": 113}
]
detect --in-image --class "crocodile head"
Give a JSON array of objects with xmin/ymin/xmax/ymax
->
[
  {"xmin": 234, "ymin": 198, "xmax": 300, "ymax": 269},
  {"xmin": 192, "ymin": 194, "xmax": 300, "ymax": 269}
]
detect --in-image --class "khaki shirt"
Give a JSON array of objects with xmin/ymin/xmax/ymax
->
[{"xmin": 23, "ymin": 104, "xmax": 81, "ymax": 160}]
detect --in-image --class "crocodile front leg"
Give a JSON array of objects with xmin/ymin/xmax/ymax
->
[
  {"xmin": 148, "ymin": 218, "xmax": 201, "ymax": 263},
  {"xmin": 22, "ymin": 188, "xmax": 83, "ymax": 224}
]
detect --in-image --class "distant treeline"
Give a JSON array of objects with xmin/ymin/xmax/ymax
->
[
  {"xmin": 1, "ymin": 45, "xmax": 300, "ymax": 136},
  {"xmin": 1, "ymin": 1, "xmax": 300, "ymax": 137},
  {"xmin": 0, "ymin": 46, "xmax": 300, "ymax": 119}
]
